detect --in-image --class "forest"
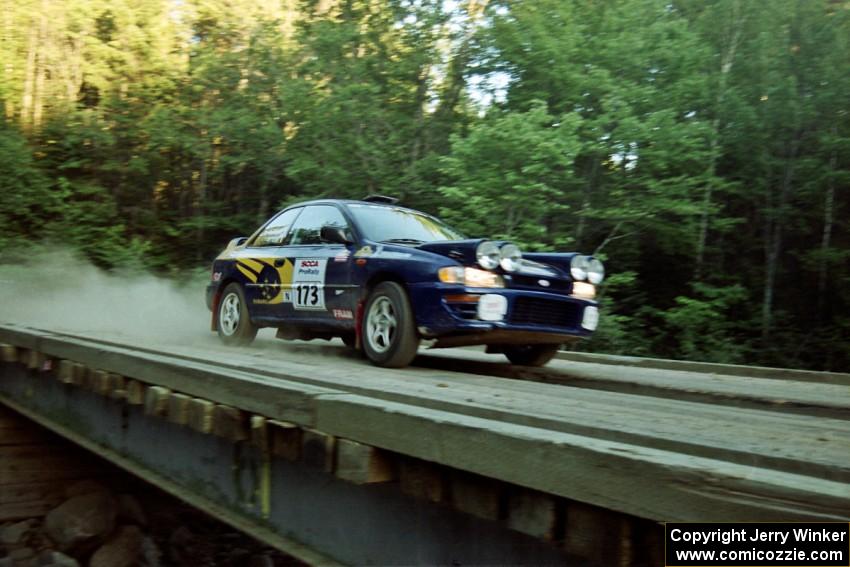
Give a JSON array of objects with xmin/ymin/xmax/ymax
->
[{"xmin": 0, "ymin": 0, "xmax": 848, "ymax": 371}]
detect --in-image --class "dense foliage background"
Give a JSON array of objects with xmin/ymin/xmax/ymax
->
[{"xmin": 1, "ymin": 0, "xmax": 848, "ymax": 370}]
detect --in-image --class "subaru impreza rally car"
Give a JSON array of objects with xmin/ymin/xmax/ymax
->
[{"xmin": 206, "ymin": 196, "xmax": 604, "ymax": 368}]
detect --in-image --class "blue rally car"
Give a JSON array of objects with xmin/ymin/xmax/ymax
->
[{"xmin": 206, "ymin": 196, "xmax": 604, "ymax": 368}]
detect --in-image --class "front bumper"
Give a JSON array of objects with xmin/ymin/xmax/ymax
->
[{"xmin": 407, "ymin": 282, "xmax": 597, "ymax": 345}]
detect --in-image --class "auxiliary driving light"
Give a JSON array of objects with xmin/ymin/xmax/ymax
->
[
  {"xmin": 476, "ymin": 241, "xmax": 501, "ymax": 270},
  {"xmin": 587, "ymin": 257, "xmax": 605, "ymax": 284},
  {"xmin": 570, "ymin": 255, "xmax": 589, "ymax": 280},
  {"xmin": 500, "ymin": 243, "xmax": 522, "ymax": 272}
]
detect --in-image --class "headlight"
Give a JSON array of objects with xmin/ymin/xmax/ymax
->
[
  {"xmin": 587, "ymin": 257, "xmax": 605, "ymax": 284},
  {"xmin": 438, "ymin": 267, "xmax": 504, "ymax": 288},
  {"xmin": 476, "ymin": 241, "xmax": 500, "ymax": 270},
  {"xmin": 570, "ymin": 255, "xmax": 589, "ymax": 280},
  {"xmin": 500, "ymin": 243, "xmax": 522, "ymax": 272}
]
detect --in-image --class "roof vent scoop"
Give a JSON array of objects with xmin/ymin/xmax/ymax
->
[{"xmin": 362, "ymin": 194, "xmax": 399, "ymax": 204}]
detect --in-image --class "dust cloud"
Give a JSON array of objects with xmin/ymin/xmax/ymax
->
[{"xmin": 0, "ymin": 250, "xmax": 213, "ymax": 345}]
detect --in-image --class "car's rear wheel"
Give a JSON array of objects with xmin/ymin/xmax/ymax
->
[
  {"xmin": 503, "ymin": 344, "xmax": 560, "ymax": 367},
  {"xmin": 217, "ymin": 283, "xmax": 258, "ymax": 346},
  {"xmin": 361, "ymin": 282, "xmax": 419, "ymax": 368}
]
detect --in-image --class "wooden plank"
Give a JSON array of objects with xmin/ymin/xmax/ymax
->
[
  {"xmin": 450, "ymin": 471, "xmax": 501, "ymax": 521},
  {"xmin": 301, "ymin": 428, "xmax": 335, "ymax": 472},
  {"xmin": 26, "ymin": 350, "xmax": 46, "ymax": 371},
  {"xmin": 399, "ymin": 458, "xmax": 445, "ymax": 504},
  {"xmin": 212, "ymin": 404, "xmax": 247, "ymax": 441},
  {"xmin": 167, "ymin": 392, "xmax": 192, "ymax": 426},
  {"xmin": 0, "ymin": 501, "xmax": 56, "ymax": 522},
  {"xmin": 144, "ymin": 386, "xmax": 171, "ymax": 418},
  {"xmin": 126, "ymin": 380, "xmax": 145, "ymax": 405},
  {"xmin": 0, "ymin": 447, "xmax": 104, "ymax": 484},
  {"xmin": 107, "ymin": 373, "xmax": 126, "ymax": 399},
  {"xmin": 91, "ymin": 369, "xmax": 111, "ymax": 395},
  {"xmin": 269, "ymin": 420, "xmax": 301, "ymax": 461},
  {"xmin": 250, "ymin": 415, "xmax": 268, "ymax": 449},
  {"xmin": 187, "ymin": 398, "xmax": 215, "ymax": 434},
  {"xmin": 0, "ymin": 482, "xmax": 65, "ymax": 506},
  {"xmin": 0, "ymin": 425, "xmax": 61, "ymax": 446},
  {"xmin": 335, "ymin": 438, "xmax": 395, "ymax": 485},
  {"xmin": 564, "ymin": 501, "xmax": 633, "ymax": 567},
  {"xmin": 507, "ymin": 488, "xmax": 559, "ymax": 540},
  {"xmin": 57, "ymin": 361, "xmax": 87, "ymax": 386},
  {"xmin": 16, "ymin": 348, "xmax": 31, "ymax": 367},
  {"xmin": 0, "ymin": 344, "xmax": 17, "ymax": 363}
]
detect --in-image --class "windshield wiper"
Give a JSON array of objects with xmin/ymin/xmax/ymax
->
[{"xmin": 380, "ymin": 238, "xmax": 425, "ymax": 245}]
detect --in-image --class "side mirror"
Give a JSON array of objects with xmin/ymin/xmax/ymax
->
[
  {"xmin": 321, "ymin": 225, "xmax": 352, "ymax": 245},
  {"xmin": 226, "ymin": 236, "xmax": 248, "ymax": 250}
]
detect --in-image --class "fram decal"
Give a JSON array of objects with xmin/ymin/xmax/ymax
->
[{"xmin": 333, "ymin": 309, "xmax": 354, "ymax": 320}]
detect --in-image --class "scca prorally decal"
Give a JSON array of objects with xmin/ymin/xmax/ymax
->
[{"xmin": 293, "ymin": 258, "xmax": 327, "ymax": 310}]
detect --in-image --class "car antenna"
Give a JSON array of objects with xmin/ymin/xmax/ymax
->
[{"xmin": 362, "ymin": 194, "xmax": 399, "ymax": 204}]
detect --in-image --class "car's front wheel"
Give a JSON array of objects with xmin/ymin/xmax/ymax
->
[
  {"xmin": 503, "ymin": 344, "xmax": 560, "ymax": 367},
  {"xmin": 217, "ymin": 283, "xmax": 258, "ymax": 346},
  {"xmin": 361, "ymin": 282, "xmax": 420, "ymax": 368}
]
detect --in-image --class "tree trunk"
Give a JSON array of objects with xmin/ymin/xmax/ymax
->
[
  {"xmin": 761, "ymin": 140, "xmax": 798, "ymax": 341},
  {"xmin": 2, "ymin": 7, "xmax": 15, "ymax": 119},
  {"xmin": 31, "ymin": 1, "xmax": 49, "ymax": 130},
  {"xmin": 816, "ymin": 126, "xmax": 837, "ymax": 322},
  {"xmin": 696, "ymin": 0, "xmax": 745, "ymax": 279},
  {"xmin": 20, "ymin": 15, "xmax": 38, "ymax": 129}
]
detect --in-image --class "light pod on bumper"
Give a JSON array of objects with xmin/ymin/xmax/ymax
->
[
  {"xmin": 499, "ymin": 243, "xmax": 522, "ymax": 272},
  {"xmin": 476, "ymin": 241, "xmax": 501, "ymax": 270}
]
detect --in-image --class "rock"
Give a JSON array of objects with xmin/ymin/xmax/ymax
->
[
  {"xmin": 36, "ymin": 550, "xmax": 79, "ymax": 567},
  {"xmin": 0, "ymin": 519, "xmax": 36, "ymax": 546},
  {"xmin": 89, "ymin": 525, "xmax": 144, "ymax": 567},
  {"xmin": 248, "ymin": 553, "xmax": 274, "ymax": 567},
  {"xmin": 116, "ymin": 494, "xmax": 147, "ymax": 527},
  {"xmin": 140, "ymin": 536, "xmax": 162, "ymax": 567},
  {"xmin": 64, "ymin": 480, "xmax": 109, "ymax": 500},
  {"xmin": 44, "ymin": 491, "xmax": 117, "ymax": 551},
  {"xmin": 9, "ymin": 546, "xmax": 35, "ymax": 562}
]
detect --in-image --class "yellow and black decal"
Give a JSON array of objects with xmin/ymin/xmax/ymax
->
[{"xmin": 236, "ymin": 258, "xmax": 294, "ymax": 305}]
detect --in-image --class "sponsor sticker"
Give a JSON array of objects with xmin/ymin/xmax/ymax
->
[
  {"xmin": 334, "ymin": 250, "xmax": 351, "ymax": 262},
  {"xmin": 212, "ymin": 271, "xmax": 222, "ymax": 282},
  {"xmin": 332, "ymin": 309, "xmax": 354, "ymax": 320},
  {"xmin": 354, "ymin": 246, "xmax": 373, "ymax": 257}
]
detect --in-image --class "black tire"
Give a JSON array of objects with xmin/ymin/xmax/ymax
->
[
  {"xmin": 503, "ymin": 344, "xmax": 560, "ymax": 367},
  {"xmin": 216, "ymin": 283, "xmax": 258, "ymax": 346},
  {"xmin": 361, "ymin": 282, "xmax": 420, "ymax": 368}
]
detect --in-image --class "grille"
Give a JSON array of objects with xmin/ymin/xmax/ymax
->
[{"xmin": 510, "ymin": 297, "xmax": 580, "ymax": 328}]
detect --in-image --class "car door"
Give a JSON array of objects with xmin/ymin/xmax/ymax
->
[
  {"xmin": 273, "ymin": 204, "xmax": 357, "ymax": 327},
  {"xmin": 233, "ymin": 207, "xmax": 303, "ymax": 322}
]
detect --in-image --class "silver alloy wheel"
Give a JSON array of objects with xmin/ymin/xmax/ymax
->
[
  {"xmin": 366, "ymin": 296, "xmax": 397, "ymax": 354},
  {"xmin": 219, "ymin": 292, "xmax": 241, "ymax": 336}
]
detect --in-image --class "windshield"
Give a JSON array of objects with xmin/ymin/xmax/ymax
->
[{"xmin": 347, "ymin": 204, "xmax": 465, "ymax": 243}]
